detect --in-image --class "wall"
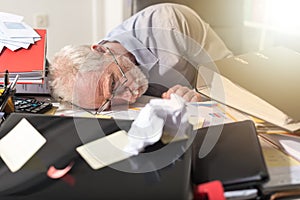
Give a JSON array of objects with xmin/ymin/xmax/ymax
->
[
  {"xmin": 132, "ymin": 0, "xmax": 300, "ymax": 54},
  {"xmin": 131, "ymin": 0, "xmax": 245, "ymax": 55},
  {"xmin": 0, "ymin": 0, "xmax": 127, "ymax": 61},
  {"xmin": 1, "ymin": 0, "xmax": 299, "ymax": 62}
]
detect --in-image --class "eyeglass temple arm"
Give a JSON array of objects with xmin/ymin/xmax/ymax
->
[{"xmin": 105, "ymin": 47, "xmax": 126, "ymax": 77}]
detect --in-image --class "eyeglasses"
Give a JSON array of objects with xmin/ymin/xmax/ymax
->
[{"xmin": 94, "ymin": 47, "xmax": 128, "ymax": 115}]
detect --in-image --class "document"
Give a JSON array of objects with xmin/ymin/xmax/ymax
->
[
  {"xmin": 0, "ymin": 12, "xmax": 39, "ymax": 52},
  {"xmin": 0, "ymin": 21, "xmax": 40, "ymax": 38},
  {"xmin": 186, "ymin": 101, "xmax": 250, "ymax": 127},
  {"xmin": 259, "ymin": 136, "xmax": 300, "ymax": 193},
  {"xmin": 260, "ymin": 133, "xmax": 300, "ymax": 162},
  {"xmin": 197, "ymin": 69, "xmax": 300, "ymax": 132}
]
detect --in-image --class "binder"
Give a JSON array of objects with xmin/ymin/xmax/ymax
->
[
  {"xmin": 0, "ymin": 29, "xmax": 46, "ymax": 84},
  {"xmin": 191, "ymin": 120, "xmax": 269, "ymax": 191},
  {"xmin": 196, "ymin": 47, "xmax": 300, "ymax": 132}
]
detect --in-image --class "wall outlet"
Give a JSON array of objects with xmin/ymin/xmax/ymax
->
[{"xmin": 34, "ymin": 14, "xmax": 48, "ymax": 27}]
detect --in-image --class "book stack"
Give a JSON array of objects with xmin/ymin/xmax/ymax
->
[{"xmin": 0, "ymin": 12, "xmax": 47, "ymax": 85}]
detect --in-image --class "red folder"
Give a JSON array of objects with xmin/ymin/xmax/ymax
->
[{"xmin": 0, "ymin": 29, "xmax": 46, "ymax": 84}]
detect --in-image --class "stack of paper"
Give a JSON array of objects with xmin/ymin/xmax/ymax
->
[
  {"xmin": 260, "ymin": 133, "xmax": 300, "ymax": 162},
  {"xmin": 0, "ymin": 12, "xmax": 40, "ymax": 53},
  {"xmin": 259, "ymin": 136, "xmax": 300, "ymax": 194},
  {"xmin": 0, "ymin": 12, "xmax": 46, "ymax": 84}
]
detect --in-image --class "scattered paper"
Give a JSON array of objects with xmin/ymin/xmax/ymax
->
[
  {"xmin": 0, "ymin": 118, "xmax": 46, "ymax": 172},
  {"xmin": 261, "ymin": 133, "xmax": 300, "ymax": 162},
  {"xmin": 186, "ymin": 101, "xmax": 247, "ymax": 127},
  {"xmin": 77, "ymin": 94, "xmax": 191, "ymax": 170},
  {"xmin": 0, "ymin": 12, "xmax": 40, "ymax": 53},
  {"xmin": 0, "ymin": 21, "xmax": 40, "ymax": 38},
  {"xmin": 103, "ymin": 109, "xmax": 140, "ymax": 120},
  {"xmin": 124, "ymin": 103, "xmax": 165, "ymax": 155},
  {"xmin": 124, "ymin": 94, "xmax": 189, "ymax": 155},
  {"xmin": 259, "ymin": 137, "xmax": 300, "ymax": 191},
  {"xmin": 0, "ymin": 44, "xmax": 4, "ymax": 53}
]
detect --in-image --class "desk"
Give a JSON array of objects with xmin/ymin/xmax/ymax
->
[
  {"xmin": 1, "ymin": 96, "xmax": 300, "ymax": 200},
  {"xmin": 258, "ymin": 137, "xmax": 300, "ymax": 199}
]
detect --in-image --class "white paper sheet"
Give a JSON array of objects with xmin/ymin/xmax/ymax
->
[
  {"xmin": 0, "ymin": 43, "xmax": 4, "ymax": 53},
  {"xmin": 0, "ymin": 21, "xmax": 40, "ymax": 38},
  {"xmin": 0, "ymin": 12, "xmax": 40, "ymax": 51}
]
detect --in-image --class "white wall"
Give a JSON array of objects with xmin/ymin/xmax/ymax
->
[{"xmin": 0, "ymin": 0, "xmax": 128, "ymax": 61}]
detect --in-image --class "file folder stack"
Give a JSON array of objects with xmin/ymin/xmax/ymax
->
[{"xmin": 0, "ymin": 12, "xmax": 47, "ymax": 85}]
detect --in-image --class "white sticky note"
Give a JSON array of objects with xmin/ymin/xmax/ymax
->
[
  {"xmin": 0, "ymin": 118, "xmax": 46, "ymax": 172},
  {"xmin": 76, "ymin": 130, "xmax": 133, "ymax": 170}
]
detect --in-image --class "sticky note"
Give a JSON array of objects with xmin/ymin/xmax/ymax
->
[
  {"xmin": 76, "ymin": 130, "xmax": 133, "ymax": 170},
  {"xmin": 0, "ymin": 118, "xmax": 46, "ymax": 172}
]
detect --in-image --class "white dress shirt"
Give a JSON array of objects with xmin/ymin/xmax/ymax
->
[{"xmin": 100, "ymin": 3, "xmax": 233, "ymax": 95}]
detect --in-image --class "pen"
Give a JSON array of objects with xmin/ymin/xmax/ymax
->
[{"xmin": 4, "ymin": 70, "xmax": 9, "ymax": 89}]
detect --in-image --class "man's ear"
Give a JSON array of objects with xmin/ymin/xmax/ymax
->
[{"xmin": 91, "ymin": 44, "xmax": 107, "ymax": 53}]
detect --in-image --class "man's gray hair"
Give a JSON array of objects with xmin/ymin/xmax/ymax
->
[{"xmin": 49, "ymin": 45, "xmax": 107, "ymax": 102}]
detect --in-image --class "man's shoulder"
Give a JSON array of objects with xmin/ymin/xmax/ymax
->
[
  {"xmin": 144, "ymin": 3, "xmax": 187, "ymax": 10},
  {"xmin": 139, "ymin": 3, "xmax": 191, "ymax": 15}
]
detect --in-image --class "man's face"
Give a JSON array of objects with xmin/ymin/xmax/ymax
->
[{"xmin": 73, "ymin": 54, "xmax": 148, "ymax": 110}]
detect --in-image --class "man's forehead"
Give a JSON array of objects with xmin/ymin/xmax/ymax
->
[
  {"xmin": 73, "ymin": 71, "xmax": 104, "ymax": 108},
  {"xmin": 79, "ymin": 50, "xmax": 113, "ymax": 72},
  {"xmin": 76, "ymin": 70, "xmax": 103, "ymax": 85}
]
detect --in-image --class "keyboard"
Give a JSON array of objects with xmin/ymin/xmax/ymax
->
[{"xmin": 14, "ymin": 97, "xmax": 53, "ymax": 114}]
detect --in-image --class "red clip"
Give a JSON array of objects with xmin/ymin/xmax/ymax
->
[
  {"xmin": 194, "ymin": 180, "xmax": 225, "ymax": 200},
  {"xmin": 47, "ymin": 161, "xmax": 74, "ymax": 179}
]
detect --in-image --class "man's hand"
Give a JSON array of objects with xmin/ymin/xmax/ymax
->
[{"xmin": 161, "ymin": 85, "xmax": 201, "ymax": 102}]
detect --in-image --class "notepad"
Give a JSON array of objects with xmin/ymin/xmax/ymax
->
[
  {"xmin": 0, "ymin": 118, "xmax": 46, "ymax": 172},
  {"xmin": 76, "ymin": 130, "xmax": 134, "ymax": 170}
]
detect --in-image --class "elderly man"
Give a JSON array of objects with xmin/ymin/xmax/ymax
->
[{"xmin": 49, "ymin": 3, "xmax": 232, "ymax": 113}]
